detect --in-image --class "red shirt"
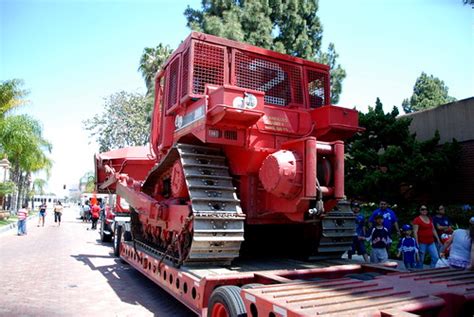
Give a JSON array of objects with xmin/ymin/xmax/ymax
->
[
  {"xmin": 91, "ymin": 205, "xmax": 101, "ymax": 219},
  {"xmin": 413, "ymin": 216, "xmax": 435, "ymax": 244}
]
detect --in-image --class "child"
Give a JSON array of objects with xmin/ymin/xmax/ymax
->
[
  {"xmin": 367, "ymin": 213, "xmax": 391, "ymax": 263},
  {"xmin": 397, "ymin": 224, "xmax": 419, "ymax": 269},
  {"xmin": 348, "ymin": 202, "xmax": 369, "ymax": 262}
]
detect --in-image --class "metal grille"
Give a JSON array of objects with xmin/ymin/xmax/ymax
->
[
  {"xmin": 167, "ymin": 58, "xmax": 180, "ymax": 109},
  {"xmin": 181, "ymin": 49, "xmax": 190, "ymax": 98},
  {"xmin": 224, "ymin": 130, "xmax": 237, "ymax": 140},
  {"xmin": 307, "ymin": 69, "xmax": 326, "ymax": 108},
  {"xmin": 234, "ymin": 51, "xmax": 303, "ymax": 106},
  {"xmin": 192, "ymin": 42, "xmax": 225, "ymax": 95}
]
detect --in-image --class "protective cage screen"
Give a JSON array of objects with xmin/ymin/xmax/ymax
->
[
  {"xmin": 190, "ymin": 42, "xmax": 226, "ymax": 95},
  {"xmin": 234, "ymin": 51, "xmax": 304, "ymax": 107}
]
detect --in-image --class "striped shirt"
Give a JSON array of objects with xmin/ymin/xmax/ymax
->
[{"xmin": 17, "ymin": 208, "xmax": 28, "ymax": 220}]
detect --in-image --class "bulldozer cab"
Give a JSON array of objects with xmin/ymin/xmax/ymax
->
[{"xmin": 149, "ymin": 32, "xmax": 355, "ymax": 158}]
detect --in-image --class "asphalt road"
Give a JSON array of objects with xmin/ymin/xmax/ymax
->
[{"xmin": 0, "ymin": 208, "xmax": 196, "ymax": 317}]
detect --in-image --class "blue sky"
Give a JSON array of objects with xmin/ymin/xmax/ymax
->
[{"xmin": 1, "ymin": 0, "xmax": 473, "ymax": 195}]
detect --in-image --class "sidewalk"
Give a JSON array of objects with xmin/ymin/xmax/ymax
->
[
  {"xmin": 0, "ymin": 208, "xmax": 195, "ymax": 316},
  {"xmin": 0, "ymin": 213, "xmax": 37, "ymax": 235}
]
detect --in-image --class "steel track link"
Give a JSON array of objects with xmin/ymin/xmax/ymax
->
[{"xmin": 317, "ymin": 200, "xmax": 356, "ymax": 255}]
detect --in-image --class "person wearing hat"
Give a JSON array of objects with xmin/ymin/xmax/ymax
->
[
  {"xmin": 413, "ymin": 205, "xmax": 441, "ymax": 268},
  {"xmin": 369, "ymin": 200, "xmax": 400, "ymax": 253},
  {"xmin": 440, "ymin": 217, "xmax": 474, "ymax": 270},
  {"xmin": 348, "ymin": 202, "xmax": 369, "ymax": 262},
  {"xmin": 366, "ymin": 212, "xmax": 391, "ymax": 263},
  {"xmin": 397, "ymin": 224, "xmax": 419, "ymax": 269}
]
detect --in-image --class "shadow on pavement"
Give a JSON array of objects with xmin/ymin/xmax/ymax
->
[{"xmin": 71, "ymin": 252, "xmax": 196, "ymax": 317}]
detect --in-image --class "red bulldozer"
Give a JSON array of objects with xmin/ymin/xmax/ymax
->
[{"xmin": 95, "ymin": 32, "xmax": 361, "ymax": 266}]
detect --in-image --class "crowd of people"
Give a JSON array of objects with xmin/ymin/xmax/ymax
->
[
  {"xmin": 15, "ymin": 200, "xmax": 64, "ymax": 235},
  {"xmin": 79, "ymin": 200, "xmax": 103, "ymax": 230},
  {"xmin": 348, "ymin": 201, "xmax": 474, "ymax": 271},
  {"xmin": 14, "ymin": 198, "xmax": 105, "ymax": 235}
]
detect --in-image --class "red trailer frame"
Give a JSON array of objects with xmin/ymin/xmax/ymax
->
[{"xmin": 119, "ymin": 241, "xmax": 474, "ymax": 316}]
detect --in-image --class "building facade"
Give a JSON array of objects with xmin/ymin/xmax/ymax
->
[{"xmin": 403, "ymin": 97, "xmax": 474, "ymax": 203}]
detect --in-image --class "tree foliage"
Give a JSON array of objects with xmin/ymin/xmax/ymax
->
[
  {"xmin": 32, "ymin": 178, "xmax": 47, "ymax": 196},
  {"xmin": 1, "ymin": 115, "xmax": 52, "ymax": 173},
  {"xmin": 138, "ymin": 44, "xmax": 173, "ymax": 94},
  {"xmin": 402, "ymin": 72, "xmax": 456, "ymax": 113},
  {"xmin": 346, "ymin": 98, "xmax": 460, "ymax": 204},
  {"xmin": 184, "ymin": 0, "xmax": 346, "ymax": 104},
  {"xmin": 0, "ymin": 79, "xmax": 27, "ymax": 118},
  {"xmin": 83, "ymin": 91, "xmax": 150, "ymax": 152},
  {"xmin": 0, "ymin": 114, "xmax": 52, "ymax": 211}
]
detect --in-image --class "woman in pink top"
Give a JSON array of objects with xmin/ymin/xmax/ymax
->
[{"xmin": 17, "ymin": 203, "xmax": 29, "ymax": 236}]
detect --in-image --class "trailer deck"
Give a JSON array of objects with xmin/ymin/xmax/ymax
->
[
  {"xmin": 119, "ymin": 241, "xmax": 474, "ymax": 316},
  {"xmin": 241, "ymin": 267, "xmax": 474, "ymax": 317}
]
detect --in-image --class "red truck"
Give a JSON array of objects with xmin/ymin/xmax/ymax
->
[{"xmin": 95, "ymin": 32, "xmax": 473, "ymax": 316}]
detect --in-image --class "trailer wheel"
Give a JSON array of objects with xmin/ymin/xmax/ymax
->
[
  {"xmin": 100, "ymin": 220, "xmax": 112, "ymax": 242},
  {"xmin": 113, "ymin": 223, "xmax": 122, "ymax": 257},
  {"xmin": 208, "ymin": 286, "xmax": 246, "ymax": 317}
]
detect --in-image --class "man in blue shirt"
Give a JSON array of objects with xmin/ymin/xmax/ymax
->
[
  {"xmin": 433, "ymin": 205, "xmax": 452, "ymax": 237},
  {"xmin": 369, "ymin": 200, "xmax": 400, "ymax": 236}
]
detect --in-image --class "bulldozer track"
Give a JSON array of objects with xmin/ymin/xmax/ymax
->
[
  {"xmin": 132, "ymin": 143, "xmax": 245, "ymax": 266},
  {"xmin": 318, "ymin": 201, "xmax": 356, "ymax": 255},
  {"xmin": 177, "ymin": 144, "xmax": 245, "ymax": 265}
]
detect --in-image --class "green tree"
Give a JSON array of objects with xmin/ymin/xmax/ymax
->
[
  {"xmin": 184, "ymin": 0, "xmax": 346, "ymax": 104},
  {"xmin": 138, "ymin": 44, "xmax": 173, "ymax": 94},
  {"xmin": 84, "ymin": 91, "xmax": 150, "ymax": 152},
  {"xmin": 31, "ymin": 178, "xmax": 47, "ymax": 196},
  {"xmin": 0, "ymin": 79, "xmax": 27, "ymax": 118},
  {"xmin": 0, "ymin": 114, "xmax": 52, "ymax": 211},
  {"xmin": 402, "ymin": 72, "xmax": 456, "ymax": 113},
  {"xmin": 346, "ymin": 98, "xmax": 459, "ymax": 204}
]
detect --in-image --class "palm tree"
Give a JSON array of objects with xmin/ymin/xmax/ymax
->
[
  {"xmin": 32, "ymin": 178, "xmax": 47, "ymax": 196},
  {"xmin": 0, "ymin": 79, "xmax": 27, "ymax": 118},
  {"xmin": 0, "ymin": 114, "xmax": 52, "ymax": 212},
  {"xmin": 138, "ymin": 44, "xmax": 173, "ymax": 94}
]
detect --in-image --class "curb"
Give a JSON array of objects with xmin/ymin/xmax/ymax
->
[{"xmin": 0, "ymin": 214, "xmax": 38, "ymax": 235}]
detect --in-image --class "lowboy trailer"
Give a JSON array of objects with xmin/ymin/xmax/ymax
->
[{"xmin": 95, "ymin": 32, "xmax": 474, "ymax": 316}]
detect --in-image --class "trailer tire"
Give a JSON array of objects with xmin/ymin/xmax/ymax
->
[
  {"xmin": 113, "ymin": 223, "xmax": 122, "ymax": 257},
  {"xmin": 100, "ymin": 220, "xmax": 112, "ymax": 243},
  {"xmin": 208, "ymin": 286, "xmax": 247, "ymax": 317}
]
